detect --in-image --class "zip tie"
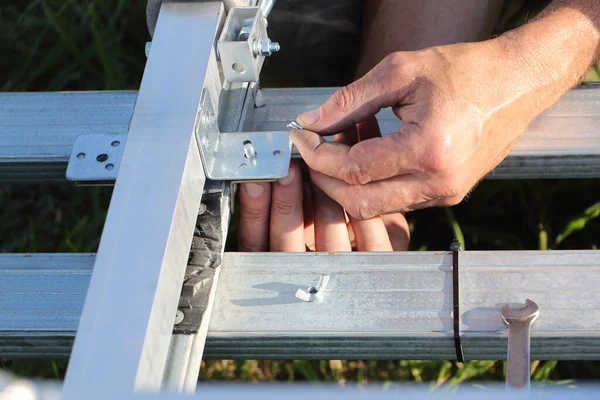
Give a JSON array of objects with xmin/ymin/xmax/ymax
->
[{"xmin": 450, "ymin": 239, "xmax": 465, "ymax": 362}]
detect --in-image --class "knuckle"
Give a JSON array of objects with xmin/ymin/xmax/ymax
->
[
  {"xmin": 422, "ymin": 138, "xmax": 455, "ymax": 175},
  {"xmin": 240, "ymin": 206, "xmax": 269, "ymax": 223},
  {"xmin": 430, "ymin": 178, "xmax": 465, "ymax": 206},
  {"xmin": 345, "ymin": 197, "xmax": 375, "ymax": 220},
  {"xmin": 271, "ymin": 197, "xmax": 298, "ymax": 216},
  {"xmin": 338, "ymin": 160, "xmax": 371, "ymax": 185},
  {"xmin": 331, "ymin": 85, "xmax": 356, "ymax": 113}
]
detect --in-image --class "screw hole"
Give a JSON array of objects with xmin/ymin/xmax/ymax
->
[
  {"xmin": 96, "ymin": 153, "xmax": 109, "ymax": 162},
  {"xmin": 308, "ymin": 286, "xmax": 318, "ymax": 294},
  {"xmin": 77, "ymin": 152, "xmax": 86, "ymax": 159},
  {"xmin": 273, "ymin": 150, "xmax": 281, "ymax": 156},
  {"xmin": 239, "ymin": 162, "xmax": 248, "ymax": 169},
  {"xmin": 232, "ymin": 62, "xmax": 245, "ymax": 74},
  {"xmin": 111, "ymin": 140, "xmax": 120, "ymax": 147},
  {"xmin": 105, "ymin": 163, "xmax": 114, "ymax": 171}
]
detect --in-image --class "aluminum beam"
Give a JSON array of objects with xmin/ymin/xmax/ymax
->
[
  {"xmin": 3, "ymin": 251, "xmax": 600, "ymax": 360},
  {"xmin": 61, "ymin": 3, "xmax": 221, "ymax": 396},
  {"xmin": 2, "ymin": 85, "xmax": 600, "ymax": 181}
]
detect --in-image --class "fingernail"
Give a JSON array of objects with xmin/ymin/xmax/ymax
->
[
  {"xmin": 277, "ymin": 167, "xmax": 296, "ymax": 186},
  {"xmin": 297, "ymin": 108, "xmax": 321, "ymax": 126},
  {"xmin": 243, "ymin": 183, "xmax": 264, "ymax": 198}
]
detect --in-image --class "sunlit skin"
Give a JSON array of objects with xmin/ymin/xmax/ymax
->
[
  {"xmin": 292, "ymin": 0, "xmax": 600, "ymax": 220},
  {"xmin": 240, "ymin": 0, "xmax": 600, "ymax": 251}
]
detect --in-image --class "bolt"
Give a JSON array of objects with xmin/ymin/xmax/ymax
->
[
  {"xmin": 243, "ymin": 140, "xmax": 257, "ymax": 160},
  {"xmin": 253, "ymin": 38, "xmax": 280, "ymax": 57},
  {"xmin": 198, "ymin": 203, "xmax": 207, "ymax": 215}
]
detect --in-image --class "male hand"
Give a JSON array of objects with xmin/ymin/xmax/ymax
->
[
  {"xmin": 238, "ymin": 119, "xmax": 410, "ymax": 252},
  {"xmin": 290, "ymin": 30, "xmax": 586, "ymax": 219}
]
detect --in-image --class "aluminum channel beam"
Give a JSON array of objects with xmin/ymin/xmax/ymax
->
[
  {"xmin": 2, "ymin": 85, "xmax": 600, "ymax": 181},
  {"xmin": 3, "ymin": 251, "xmax": 600, "ymax": 360},
  {"xmin": 62, "ymin": 3, "xmax": 221, "ymax": 396}
]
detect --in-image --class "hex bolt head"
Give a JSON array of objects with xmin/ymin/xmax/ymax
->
[{"xmin": 253, "ymin": 38, "xmax": 280, "ymax": 57}]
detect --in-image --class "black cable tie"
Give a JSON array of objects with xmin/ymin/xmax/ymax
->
[{"xmin": 450, "ymin": 239, "xmax": 465, "ymax": 363}]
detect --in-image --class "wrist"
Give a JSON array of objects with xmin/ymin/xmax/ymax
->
[{"xmin": 494, "ymin": 1, "xmax": 600, "ymax": 111}]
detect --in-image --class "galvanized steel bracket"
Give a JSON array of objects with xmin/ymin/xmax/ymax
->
[
  {"xmin": 66, "ymin": 134, "xmax": 127, "ymax": 184},
  {"xmin": 196, "ymin": 89, "xmax": 291, "ymax": 180},
  {"xmin": 217, "ymin": 7, "xmax": 276, "ymax": 83}
]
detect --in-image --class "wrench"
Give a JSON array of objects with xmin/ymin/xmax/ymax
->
[{"xmin": 501, "ymin": 299, "xmax": 539, "ymax": 390}]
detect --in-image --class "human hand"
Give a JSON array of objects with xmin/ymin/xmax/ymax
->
[
  {"xmin": 290, "ymin": 37, "xmax": 568, "ymax": 219},
  {"xmin": 238, "ymin": 126, "xmax": 410, "ymax": 252}
]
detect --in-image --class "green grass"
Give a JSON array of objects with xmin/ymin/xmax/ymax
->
[{"xmin": 2, "ymin": 0, "xmax": 600, "ymax": 387}]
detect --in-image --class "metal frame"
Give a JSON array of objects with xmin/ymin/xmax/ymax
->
[
  {"xmin": 62, "ymin": 3, "xmax": 221, "ymax": 396},
  {"xmin": 3, "ymin": 85, "xmax": 600, "ymax": 181},
  {"xmin": 3, "ymin": 250, "xmax": 600, "ymax": 361},
  {"xmin": 2, "ymin": 0, "xmax": 600, "ymax": 397}
]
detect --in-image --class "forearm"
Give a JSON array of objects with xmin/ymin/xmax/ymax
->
[{"xmin": 499, "ymin": 0, "xmax": 600, "ymax": 111}]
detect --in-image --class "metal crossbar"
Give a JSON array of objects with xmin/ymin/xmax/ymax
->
[
  {"xmin": 2, "ymin": 251, "xmax": 600, "ymax": 361},
  {"xmin": 2, "ymin": 86, "xmax": 600, "ymax": 181}
]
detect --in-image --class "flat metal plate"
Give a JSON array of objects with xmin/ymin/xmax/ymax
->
[
  {"xmin": 210, "ymin": 131, "xmax": 291, "ymax": 179},
  {"xmin": 65, "ymin": 134, "xmax": 126, "ymax": 183}
]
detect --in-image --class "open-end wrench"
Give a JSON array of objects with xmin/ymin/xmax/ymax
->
[{"xmin": 501, "ymin": 299, "xmax": 539, "ymax": 390}]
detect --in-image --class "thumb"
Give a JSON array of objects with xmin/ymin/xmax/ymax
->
[{"xmin": 296, "ymin": 56, "xmax": 406, "ymax": 135}]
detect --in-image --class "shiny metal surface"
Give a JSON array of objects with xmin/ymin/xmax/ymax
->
[
  {"xmin": 4, "ymin": 251, "xmax": 600, "ymax": 360},
  {"xmin": 196, "ymin": 90, "xmax": 291, "ymax": 180},
  {"xmin": 501, "ymin": 299, "xmax": 539, "ymax": 390},
  {"xmin": 3, "ymin": 85, "xmax": 600, "ymax": 181},
  {"xmin": 65, "ymin": 133, "xmax": 127, "ymax": 183},
  {"xmin": 62, "ymin": 3, "xmax": 221, "ymax": 396}
]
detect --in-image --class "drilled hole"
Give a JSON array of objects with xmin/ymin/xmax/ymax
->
[
  {"xmin": 105, "ymin": 163, "xmax": 114, "ymax": 171},
  {"xmin": 232, "ymin": 62, "xmax": 245, "ymax": 74},
  {"xmin": 308, "ymin": 286, "xmax": 318, "ymax": 294},
  {"xmin": 96, "ymin": 153, "xmax": 109, "ymax": 162},
  {"xmin": 77, "ymin": 152, "xmax": 86, "ymax": 159},
  {"xmin": 111, "ymin": 140, "xmax": 120, "ymax": 147},
  {"xmin": 273, "ymin": 150, "xmax": 281, "ymax": 156}
]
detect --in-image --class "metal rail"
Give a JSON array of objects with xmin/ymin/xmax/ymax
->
[
  {"xmin": 61, "ymin": 3, "xmax": 221, "ymax": 396},
  {"xmin": 2, "ymin": 85, "xmax": 600, "ymax": 181},
  {"xmin": 2, "ymin": 251, "xmax": 600, "ymax": 360}
]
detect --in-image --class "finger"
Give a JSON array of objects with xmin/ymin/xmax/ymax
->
[
  {"xmin": 309, "ymin": 169, "xmax": 430, "ymax": 219},
  {"xmin": 303, "ymin": 182, "xmax": 316, "ymax": 251},
  {"xmin": 312, "ymin": 185, "xmax": 352, "ymax": 252},
  {"xmin": 270, "ymin": 161, "xmax": 305, "ymax": 252},
  {"xmin": 381, "ymin": 213, "xmax": 410, "ymax": 251},
  {"xmin": 331, "ymin": 115, "xmax": 380, "ymax": 147},
  {"xmin": 348, "ymin": 215, "xmax": 393, "ymax": 251},
  {"xmin": 356, "ymin": 116, "xmax": 382, "ymax": 141},
  {"xmin": 291, "ymin": 125, "xmax": 421, "ymax": 185},
  {"xmin": 238, "ymin": 182, "xmax": 272, "ymax": 251},
  {"xmin": 296, "ymin": 56, "xmax": 410, "ymax": 134}
]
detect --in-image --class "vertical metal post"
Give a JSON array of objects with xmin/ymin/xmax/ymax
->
[{"xmin": 63, "ymin": 3, "xmax": 223, "ymax": 397}]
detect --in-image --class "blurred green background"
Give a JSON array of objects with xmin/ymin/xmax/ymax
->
[{"xmin": 2, "ymin": 0, "xmax": 600, "ymax": 388}]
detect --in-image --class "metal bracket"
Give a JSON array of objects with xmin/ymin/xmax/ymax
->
[
  {"xmin": 217, "ymin": 7, "xmax": 278, "ymax": 83},
  {"xmin": 196, "ymin": 89, "xmax": 291, "ymax": 180},
  {"xmin": 66, "ymin": 134, "xmax": 126, "ymax": 184}
]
